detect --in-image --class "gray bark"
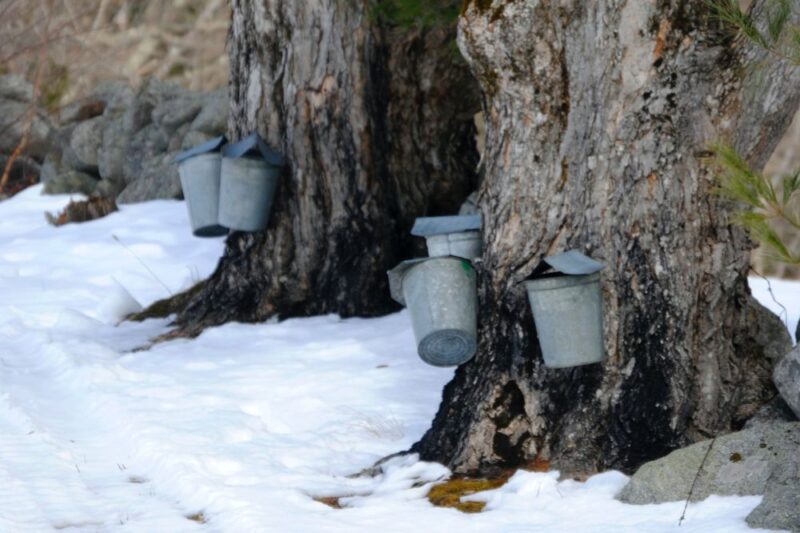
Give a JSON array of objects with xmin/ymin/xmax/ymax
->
[
  {"xmin": 413, "ymin": 0, "xmax": 799, "ymax": 475},
  {"xmin": 174, "ymin": 0, "xmax": 800, "ymax": 477},
  {"xmin": 177, "ymin": 0, "xmax": 479, "ymax": 330}
]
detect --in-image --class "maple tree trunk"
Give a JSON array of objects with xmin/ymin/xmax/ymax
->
[
  {"xmin": 412, "ymin": 0, "xmax": 799, "ymax": 475},
  {"xmin": 177, "ymin": 0, "xmax": 799, "ymax": 476},
  {"xmin": 177, "ymin": 0, "xmax": 479, "ymax": 330}
]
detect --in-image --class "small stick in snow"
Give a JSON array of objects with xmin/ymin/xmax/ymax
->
[
  {"xmin": 751, "ymin": 268, "xmax": 789, "ymax": 331},
  {"xmin": 111, "ymin": 234, "xmax": 173, "ymax": 296},
  {"xmin": 678, "ymin": 437, "xmax": 715, "ymax": 526}
]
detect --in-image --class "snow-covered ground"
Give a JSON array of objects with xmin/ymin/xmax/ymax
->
[{"xmin": 0, "ymin": 185, "xmax": 789, "ymax": 532}]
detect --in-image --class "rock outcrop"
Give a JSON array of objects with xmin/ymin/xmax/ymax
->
[
  {"xmin": 617, "ymin": 422, "xmax": 800, "ymax": 532},
  {"xmin": 0, "ymin": 75, "xmax": 52, "ymax": 196},
  {"xmin": 774, "ymin": 345, "xmax": 800, "ymax": 419},
  {"xmin": 0, "ymin": 74, "xmax": 53, "ymax": 160},
  {"xmin": 42, "ymin": 78, "xmax": 227, "ymax": 203}
]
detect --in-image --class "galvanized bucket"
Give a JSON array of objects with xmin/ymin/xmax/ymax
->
[
  {"xmin": 388, "ymin": 257, "xmax": 477, "ymax": 367},
  {"xmin": 218, "ymin": 157, "xmax": 279, "ymax": 232},
  {"xmin": 177, "ymin": 152, "xmax": 227, "ymax": 237},
  {"xmin": 411, "ymin": 215, "xmax": 482, "ymax": 260},
  {"xmin": 523, "ymin": 251, "xmax": 605, "ymax": 368},
  {"xmin": 218, "ymin": 133, "xmax": 285, "ymax": 232},
  {"xmin": 425, "ymin": 231, "xmax": 481, "ymax": 260}
]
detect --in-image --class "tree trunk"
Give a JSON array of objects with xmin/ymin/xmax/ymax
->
[
  {"xmin": 412, "ymin": 0, "xmax": 800, "ymax": 475},
  {"xmin": 177, "ymin": 0, "xmax": 480, "ymax": 331},
  {"xmin": 175, "ymin": 0, "xmax": 800, "ymax": 477}
]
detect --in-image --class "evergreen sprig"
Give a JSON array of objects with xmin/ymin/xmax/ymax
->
[
  {"xmin": 707, "ymin": 0, "xmax": 800, "ymax": 64},
  {"xmin": 713, "ymin": 143, "xmax": 800, "ymax": 264}
]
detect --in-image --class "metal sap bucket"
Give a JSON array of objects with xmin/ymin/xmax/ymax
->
[
  {"xmin": 175, "ymin": 136, "xmax": 228, "ymax": 237},
  {"xmin": 388, "ymin": 257, "xmax": 477, "ymax": 367},
  {"xmin": 411, "ymin": 214, "xmax": 481, "ymax": 260},
  {"xmin": 219, "ymin": 133, "xmax": 286, "ymax": 232},
  {"xmin": 523, "ymin": 250, "xmax": 605, "ymax": 368}
]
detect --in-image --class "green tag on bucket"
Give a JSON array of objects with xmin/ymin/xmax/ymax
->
[{"xmin": 461, "ymin": 260, "xmax": 474, "ymax": 274}]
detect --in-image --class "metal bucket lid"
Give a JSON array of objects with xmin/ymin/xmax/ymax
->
[
  {"xmin": 528, "ymin": 250, "xmax": 604, "ymax": 279},
  {"xmin": 411, "ymin": 214, "xmax": 481, "ymax": 237},
  {"xmin": 524, "ymin": 270, "xmax": 601, "ymax": 292},
  {"xmin": 222, "ymin": 132, "xmax": 286, "ymax": 166},
  {"xmin": 174, "ymin": 135, "xmax": 227, "ymax": 164}
]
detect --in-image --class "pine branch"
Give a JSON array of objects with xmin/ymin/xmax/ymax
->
[
  {"xmin": 707, "ymin": 0, "xmax": 800, "ymax": 65},
  {"xmin": 713, "ymin": 143, "xmax": 800, "ymax": 264}
]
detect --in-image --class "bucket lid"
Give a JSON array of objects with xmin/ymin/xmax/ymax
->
[
  {"xmin": 222, "ymin": 132, "xmax": 286, "ymax": 166},
  {"xmin": 174, "ymin": 135, "xmax": 227, "ymax": 164},
  {"xmin": 530, "ymin": 250, "xmax": 604, "ymax": 278},
  {"xmin": 411, "ymin": 214, "xmax": 481, "ymax": 237}
]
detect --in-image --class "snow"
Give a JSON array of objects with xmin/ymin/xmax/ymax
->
[{"xmin": 0, "ymin": 185, "xmax": 787, "ymax": 532}]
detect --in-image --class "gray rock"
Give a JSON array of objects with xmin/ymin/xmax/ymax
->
[
  {"xmin": 38, "ymin": 153, "xmax": 64, "ymax": 185},
  {"xmin": 123, "ymin": 78, "xmax": 183, "ymax": 134},
  {"xmin": 168, "ymin": 123, "xmax": 191, "ymax": 152},
  {"xmin": 747, "ymin": 459, "xmax": 800, "ymax": 532},
  {"xmin": 751, "ymin": 297, "xmax": 794, "ymax": 364},
  {"xmin": 94, "ymin": 84, "xmax": 137, "ymax": 183},
  {"xmin": 774, "ymin": 345, "xmax": 800, "ymax": 419},
  {"xmin": 745, "ymin": 396, "xmax": 798, "ymax": 429},
  {"xmin": 98, "ymin": 118, "xmax": 127, "ymax": 182},
  {"xmin": 38, "ymin": 79, "xmax": 223, "ymax": 204},
  {"xmin": 0, "ymin": 99, "xmax": 53, "ymax": 159},
  {"xmin": 189, "ymin": 89, "xmax": 227, "ymax": 135},
  {"xmin": 59, "ymin": 98, "xmax": 106, "ymax": 125},
  {"xmin": 117, "ymin": 152, "xmax": 181, "ymax": 203},
  {"xmin": 103, "ymin": 85, "xmax": 135, "ymax": 117},
  {"xmin": 0, "ymin": 74, "xmax": 33, "ymax": 102},
  {"xmin": 69, "ymin": 116, "xmax": 104, "ymax": 173},
  {"xmin": 49, "ymin": 123, "xmax": 88, "ymax": 179},
  {"xmin": 43, "ymin": 170, "xmax": 98, "ymax": 195},
  {"xmin": 152, "ymin": 96, "xmax": 203, "ymax": 132},
  {"xmin": 122, "ymin": 124, "xmax": 169, "ymax": 185},
  {"xmin": 59, "ymin": 81, "xmax": 133, "ymax": 124},
  {"xmin": 0, "ymin": 75, "xmax": 52, "ymax": 159},
  {"xmin": 94, "ymin": 178, "xmax": 125, "ymax": 199},
  {"xmin": 617, "ymin": 422, "xmax": 800, "ymax": 504},
  {"xmin": 90, "ymin": 81, "xmax": 134, "ymax": 106}
]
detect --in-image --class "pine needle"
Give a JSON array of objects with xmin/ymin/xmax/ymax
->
[
  {"xmin": 712, "ymin": 143, "xmax": 800, "ymax": 265},
  {"xmin": 707, "ymin": 0, "xmax": 800, "ymax": 64},
  {"xmin": 707, "ymin": 0, "xmax": 768, "ymax": 48}
]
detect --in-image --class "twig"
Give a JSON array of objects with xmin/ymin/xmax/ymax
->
[
  {"xmin": 751, "ymin": 267, "xmax": 789, "ymax": 330},
  {"xmin": 679, "ymin": 437, "xmax": 716, "ymax": 526},
  {"xmin": 0, "ymin": 2, "xmax": 49, "ymax": 195},
  {"xmin": 111, "ymin": 234, "xmax": 172, "ymax": 296}
]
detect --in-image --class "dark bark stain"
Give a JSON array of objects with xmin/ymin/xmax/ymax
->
[{"xmin": 607, "ymin": 239, "xmax": 681, "ymax": 470}]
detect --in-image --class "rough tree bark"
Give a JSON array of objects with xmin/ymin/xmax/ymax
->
[
  {"xmin": 412, "ymin": 0, "xmax": 800, "ymax": 475},
  {"xmin": 176, "ymin": 0, "xmax": 800, "ymax": 477},
  {"xmin": 177, "ymin": 0, "xmax": 480, "ymax": 330}
]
